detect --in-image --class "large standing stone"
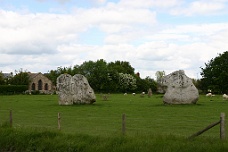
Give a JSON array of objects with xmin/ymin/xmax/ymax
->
[
  {"xmin": 162, "ymin": 70, "xmax": 199, "ymax": 104},
  {"xmin": 56, "ymin": 74, "xmax": 96, "ymax": 105}
]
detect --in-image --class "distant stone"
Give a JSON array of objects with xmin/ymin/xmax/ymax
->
[
  {"xmin": 162, "ymin": 70, "xmax": 199, "ymax": 104},
  {"xmin": 148, "ymin": 88, "xmax": 152, "ymax": 97},
  {"xmin": 56, "ymin": 74, "xmax": 96, "ymax": 105}
]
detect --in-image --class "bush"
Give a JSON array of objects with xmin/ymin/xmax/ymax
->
[{"xmin": 0, "ymin": 85, "xmax": 27, "ymax": 95}]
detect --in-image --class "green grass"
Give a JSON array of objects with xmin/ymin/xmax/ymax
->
[
  {"xmin": 0, "ymin": 126, "xmax": 227, "ymax": 152},
  {"xmin": 0, "ymin": 94, "xmax": 228, "ymax": 151},
  {"xmin": 0, "ymin": 94, "xmax": 227, "ymax": 137}
]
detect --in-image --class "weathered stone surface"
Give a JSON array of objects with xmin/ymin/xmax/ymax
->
[
  {"xmin": 162, "ymin": 70, "xmax": 199, "ymax": 104},
  {"xmin": 56, "ymin": 74, "xmax": 96, "ymax": 105}
]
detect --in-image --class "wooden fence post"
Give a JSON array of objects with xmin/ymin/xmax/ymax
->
[
  {"xmin": 220, "ymin": 113, "xmax": 225, "ymax": 140},
  {"xmin": 189, "ymin": 113, "xmax": 226, "ymax": 140},
  {"xmin": 9, "ymin": 110, "xmax": 12, "ymax": 127},
  {"xmin": 122, "ymin": 113, "xmax": 126, "ymax": 135},
  {"xmin": 188, "ymin": 120, "xmax": 220, "ymax": 139},
  {"xmin": 58, "ymin": 112, "xmax": 61, "ymax": 130}
]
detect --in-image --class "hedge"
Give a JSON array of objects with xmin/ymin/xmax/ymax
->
[{"xmin": 0, "ymin": 85, "xmax": 28, "ymax": 95}]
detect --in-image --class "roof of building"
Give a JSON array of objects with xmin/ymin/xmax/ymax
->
[
  {"xmin": 2, "ymin": 73, "xmax": 13, "ymax": 78},
  {"xmin": 28, "ymin": 72, "xmax": 41, "ymax": 79}
]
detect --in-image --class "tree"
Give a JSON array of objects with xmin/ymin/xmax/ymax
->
[
  {"xmin": 0, "ymin": 71, "xmax": 5, "ymax": 85},
  {"xmin": 79, "ymin": 59, "xmax": 109, "ymax": 92},
  {"xmin": 46, "ymin": 59, "xmax": 141, "ymax": 92},
  {"xmin": 45, "ymin": 66, "xmax": 79, "ymax": 85},
  {"xmin": 144, "ymin": 76, "xmax": 157, "ymax": 92},
  {"xmin": 155, "ymin": 71, "xmax": 165, "ymax": 83},
  {"xmin": 107, "ymin": 60, "xmax": 135, "ymax": 92},
  {"xmin": 10, "ymin": 69, "xmax": 30, "ymax": 85},
  {"xmin": 45, "ymin": 70, "xmax": 59, "ymax": 86},
  {"xmin": 155, "ymin": 71, "xmax": 166, "ymax": 93},
  {"xmin": 107, "ymin": 61, "xmax": 135, "ymax": 75},
  {"xmin": 119, "ymin": 73, "xmax": 137, "ymax": 92},
  {"xmin": 192, "ymin": 78, "xmax": 201, "ymax": 90},
  {"xmin": 200, "ymin": 51, "xmax": 228, "ymax": 93},
  {"xmin": 135, "ymin": 76, "xmax": 157, "ymax": 93},
  {"xmin": 106, "ymin": 70, "xmax": 119, "ymax": 92}
]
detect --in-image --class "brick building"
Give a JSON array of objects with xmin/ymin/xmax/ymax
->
[{"xmin": 28, "ymin": 72, "xmax": 54, "ymax": 94}]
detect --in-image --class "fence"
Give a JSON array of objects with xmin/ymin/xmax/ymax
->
[
  {"xmin": 7, "ymin": 110, "xmax": 127, "ymax": 135},
  {"xmin": 3, "ymin": 110, "xmax": 226, "ymax": 139},
  {"xmin": 188, "ymin": 113, "xmax": 225, "ymax": 140}
]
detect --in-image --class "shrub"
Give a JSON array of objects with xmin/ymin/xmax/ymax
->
[{"xmin": 0, "ymin": 85, "xmax": 27, "ymax": 95}]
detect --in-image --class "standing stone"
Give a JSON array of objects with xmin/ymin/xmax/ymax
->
[
  {"xmin": 162, "ymin": 70, "xmax": 199, "ymax": 104},
  {"xmin": 148, "ymin": 88, "xmax": 152, "ymax": 97},
  {"xmin": 56, "ymin": 74, "xmax": 96, "ymax": 105}
]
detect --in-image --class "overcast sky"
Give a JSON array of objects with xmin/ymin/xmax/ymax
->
[{"xmin": 0, "ymin": 0, "xmax": 228, "ymax": 79}]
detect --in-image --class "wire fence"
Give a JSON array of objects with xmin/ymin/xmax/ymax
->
[{"xmin": 0, "ymin": 109, "xmax": 225, "ymax": 139}]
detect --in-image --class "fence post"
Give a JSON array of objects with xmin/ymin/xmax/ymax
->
[
  {"xmin": 188, "ymin": 120, "xmax": 220, "ymax": 139},
  {"xmin": 122, "ymin": 113, "xmax": 126, "ymax": 135},
  {"xmin": 9, "ymin": 109, "xmax": 12, "ymax": 127},
  {"xmin": 58, "ymin": 112, "xmax": 61, "ymax": 130},
  {"xmin": 220, "ymin": 113, "xmax": 225, "ymax": 140}
]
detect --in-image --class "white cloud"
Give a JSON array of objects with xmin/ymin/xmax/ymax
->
[
  {"xmin": 0, "ymin": 2, "xmax": 157, "ymax": 54},
  {"xmin": 170, "ymin": 1, "xmax": 227, "ymax": 16},
  {"xmin": 91, "ymin": 0, "xmax": 106, "ymax": 5},
  {"xmin": 119, "ymin": 0, "xmax": 181, "ymax": 9},
  {"xmin": 36, "ymin": 0, "xmax": 71, "ymax": 4},
  {"xmin": 73, "ymin": 6, "xmax": 157, "ymax": 31},
  {"xmin": 0, "ymin": 10, "xmax": 86, "ymax": 55},
  {"xmin": 1, "ymin": 0, "xmax": 228, "ymax": 79},
  {"xmin": 162, "ymin": 23, "xmax": 228, "ymax": 34}
]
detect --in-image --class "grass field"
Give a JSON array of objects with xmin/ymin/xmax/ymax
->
[
  {"xmin": 1, "ymin": 94, "xmax": 228, "ymax": 151},
  {"xmin": 0, "ymin": 93, "xmax": 227, "ymax": 138}
]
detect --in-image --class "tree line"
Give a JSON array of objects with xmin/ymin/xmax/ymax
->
[
  {"xmin": 0, "ymin": 69, "xmax": 30, "ymax": 86},
  {"xmin": 0, "ymin": 60, "xmax": 157, "ymax": 93},
  {"xmin": 1, "ymin": 51, "xmax": 228, "ymax": 94},
  {"xmin": 45, "ymin": 59, "xmax": 157, "ymax": 93}
]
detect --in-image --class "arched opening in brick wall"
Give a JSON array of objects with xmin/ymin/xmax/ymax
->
[
  {"xmin": 32, "ymin": 83, "xmax": 35, "ymax": 90},
  {"xmin": 45, "ymin": 83, "xmax": 48, "ymax": 90},
  {"xmin": 38, "ymin": 80, "xmax": 42, "ymax": 90}
]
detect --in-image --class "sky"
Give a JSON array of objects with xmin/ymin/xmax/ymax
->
[{"xmin": 0, "ymin": 0, "xmax": 228, "ymax": 79}]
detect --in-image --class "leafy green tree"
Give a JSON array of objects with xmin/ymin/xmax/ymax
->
[
  {"xmin": 144, "ymin": 76, "xmax": 157, "ymax": 92},
  {"xmin": 0, "ymin": 72, "xmax": 5, "ymax": 85},
  {"xmin": 106, "ymin": 70, "xmax": 119, "ymax": 92},
  {"xmin": 45, "ymin": 66, "xmax": 79, "ymax": 85},
  {"xmin": 107, "ymin": 60, "xmax": 135, "ymax": 92},
  {"xmin": 10, "ymin": 69, "xmax": 30, "ymax": 85},
  {"xmin": 71, "ymin": 65, "xmax": 81, "ymax": 75},
  {"xmin": 46, "ymin": 59, "xmax": 144, "ymax": 92},
  {"xmin": 79, "ymin": 59, "xmax": 109, "ymax": 92},
  {"xmin": 107, "ymin": 61, "xmax": 135, "ymax": 75},
  {"xmin": 45, "ymin": 70, "xmax": 59, "ymax": 86},
  {"xmin": 135, "ymin": 76, "xmax": 148, "ymax": 92},
  {"xmin": 200, "ymin": 51, "xmax": 228, "ymax": 93}
]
